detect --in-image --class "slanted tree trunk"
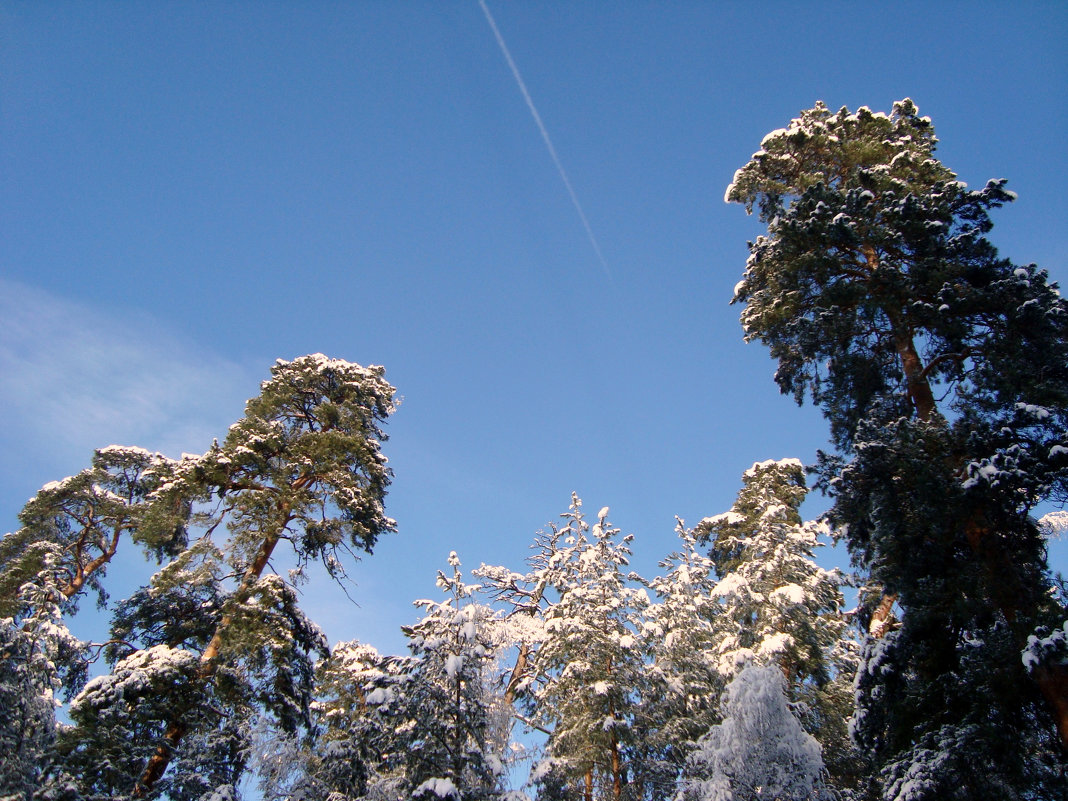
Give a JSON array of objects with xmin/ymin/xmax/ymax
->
[{"xmin": 133, "ymin": 526, "xmax": 287, "ymax": 797}]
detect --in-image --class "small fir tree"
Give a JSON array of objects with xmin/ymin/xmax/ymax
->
[{"xmin": 677, "ymin": 664, "xmax": 825, "ymax": 801}]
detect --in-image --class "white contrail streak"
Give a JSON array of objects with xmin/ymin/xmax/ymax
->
[{"xmin": 478, "ymin": 0, "xmax": 610, "ymax": 277}]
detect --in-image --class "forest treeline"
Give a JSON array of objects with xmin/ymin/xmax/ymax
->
[{"xmin": 2, "ymin": 100, "xmax": 1066, "ymax": 801}]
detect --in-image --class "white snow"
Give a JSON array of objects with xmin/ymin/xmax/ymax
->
[
  {"xmin": 770, "ymin": 583, "xmax": 806, "ymax": 605},
  {"xmin": 414, "ymin": 777, "xmax": 458, "ymax": 798}
]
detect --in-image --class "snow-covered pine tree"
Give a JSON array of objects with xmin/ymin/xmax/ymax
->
[
  {"xmin": 475, "ymin": 512, "xmax": 586, "ymax": 711},
  {"xmin": 0, "ymin": 446, "xmax": 188, "ymax": 622},
  {"xmin": 42, "ymin": 354, "xmax": 397, "ymax": 798},
  {"xmin": 524, "ymin": 496, "xmax": 648, "ymax": 801},
  {"xmin": 0, "ymin": 446, "xmax": 192, "ymax": 799},
  {"xmin": 677, "ymin": 664, "xmax": 825, "ymax": 801},
  {"xmin": 0, "ymin": 446, "xmax": 191, "ymax": 715},
  {"xmin": 727, "ymin": 100, "xmax": 1068, "ymax": 798},
  {"xmin": 694, "ymin": 459, "xmax": 856, "ymax": 796}
]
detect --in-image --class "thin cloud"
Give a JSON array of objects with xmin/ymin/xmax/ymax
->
[
  {"xmin": 0, "ymin": 278, "xmax": 254, "ymax": 475},
  {"xmin": 478, "ymin": 0, "xmax": 610, "ymax": 278}
]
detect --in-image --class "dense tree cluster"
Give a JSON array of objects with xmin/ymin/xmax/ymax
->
[{"xmin": 1, "ymin": 101, "xmax": 1065, "ymax": 801}]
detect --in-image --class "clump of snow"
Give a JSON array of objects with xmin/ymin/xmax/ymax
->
[
  {"xmin": 414, "ymin": 777, "xmax": 459, "ymax": 798},
  {"xmin": 1039, "ymin": 510, "xmax": 1068, "ymax": 539},
  {"xmin": 770, "ymin": 583, "xmax": 806, "ymax": 605},
  {"xmin": 744, "ymin": 457, "xmax": 803, "ymax": 478},
  {"xmin": 701, "ymin": 511, "xmax": 745, "ymax": 528},
  {"xmin": 1022, "ymin": 621, "xmax": 1068, "ymax": 673}
]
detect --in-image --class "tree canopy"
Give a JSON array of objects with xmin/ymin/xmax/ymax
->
[{"xmin": 727, "ymin": 99, "xmax": 1068, "ymax": 799}]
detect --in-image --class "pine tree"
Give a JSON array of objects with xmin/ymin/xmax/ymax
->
[
  {"xmin": 727, "ymin": 100, "xmax": 1068, "ymax": 798},
  {"xmin": 14, "ymin": 354, "xmax": 397, "ymax": 798},
  {"xmin": 0, "ymin": 445, "xmax": 188, "ymax": 622}
]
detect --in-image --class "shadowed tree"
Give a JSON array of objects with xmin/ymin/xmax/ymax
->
[{"xmin": 727, "ymin": 100, "xmax": 1068, "ymax": 798}]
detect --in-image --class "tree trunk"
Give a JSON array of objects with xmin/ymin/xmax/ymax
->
[
  {"xmin": 504, "ymin": 642, "xmax": 531, "ymax": 706},
  {"xmin": 611, "ymin": 735, "xmax": 623, "ymax": 801},
  {"xmin": 132, "ymin": 721, "xmax": 186, "ymax": 798},
  {"xmin": 132, "ymin": 529, "xmax": 284, "ymax": 796},
  {"xmin": 869, "ymin": 593, "xmax": 897, "ymax": 639},
  {"xmin": 62, "ymin": 527, "xmax": 123, "ymax": 599},
  {"xmin": 1034, "ymin": 663, "xmax": 1068, "ymax": 751},
  {"xmin": 886, "ymin": 318, "xmax": 1068, "ymax": 749}
]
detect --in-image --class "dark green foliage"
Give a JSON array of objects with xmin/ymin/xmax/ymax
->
[
  {"xmin": 0, "ymin": 446, "xmax": 188, "ymax": 622},
  {"xmin": 728, "ymin": 100, "xmax": 1068, "ymax": 799}
]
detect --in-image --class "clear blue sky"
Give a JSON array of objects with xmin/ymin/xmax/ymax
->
[{"xmin": 2, "ymin": 1, "xmax": 1066, "ymax": 656}]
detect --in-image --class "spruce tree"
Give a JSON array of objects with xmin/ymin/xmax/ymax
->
[
  {"xmin": 400, "ymin": 552, "xmax": 513, "ymax": 800},
  {"xmin": 637, "ymin": 519, "xmax": 724, "ymax": 798},
  {"xmin": 0, "ymin": 618, "xmax": 61, "ymax": 800},
  {"xmin": 727, "ymin": 100, "xmax": 1068, "ymax": 798},
  {"xmin": 695, "ymin": 459, "xmax": 857, "ymax": 797},
  {"xmin": 524, "ymin": 497, "xmax": 648, "ymax": 801},
  {"xmin": 677, "ymin": 664, "xmax": 825, "ymax": 801}
]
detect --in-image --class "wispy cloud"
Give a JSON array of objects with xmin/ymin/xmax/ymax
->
[
  {"xmin": 478, "ymin": 0, "xmax": 610, "ymax": 278},
  {"xmin": 0, "ymin": 278, "xmax": 255, "ymax": 486}
]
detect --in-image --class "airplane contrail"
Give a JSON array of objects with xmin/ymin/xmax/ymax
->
[{"xmin": 478, "ymin": 0, "xmax": 610, "ymax": 277}]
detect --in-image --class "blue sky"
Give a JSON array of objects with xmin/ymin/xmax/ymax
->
[{"xmin": 2, "ymin": 1, "xmax": 1066, "ymax": 657}]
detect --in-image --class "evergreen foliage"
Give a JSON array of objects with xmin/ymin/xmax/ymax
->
[
  {"xmin": 636, "ymin": 519, "xmax": 724, "ymax": 798},
  {"xmin": 1, "ymin": 100, "xmax": 1064, "ymax": 801},
  {"xmin": 0, "ymin": 618, "xmax": 60, "ymax": 801},
  {"xmin": 677, "ymin": 664, "xmax": 825, "ymax": 801},
  {"xmin": 524, "ymin": 498, "xmax": 648, "ymax": 801},
  {"xmin": 727, "ymin": 100, "xmax": 1068, "ymax": 799},
  {"xmin": 0, "ymin": 354, "xmax": 398, "ymax": 799}
]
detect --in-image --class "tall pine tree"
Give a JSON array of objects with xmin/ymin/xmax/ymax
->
[{"xmin": 727, "ymin": 100, "xmax": 1068, "ymax": 798}]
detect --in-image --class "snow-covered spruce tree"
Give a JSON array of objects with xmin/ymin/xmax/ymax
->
[
  {"xmin": 524, "ymin": 497, "xmax": 649, "ymax": 801},
  {"xmin": 727, "ymin": 101, "xmax": 1068, "ymax": 797},
  {"xmin": 49, "ymin": 355, "xmax": 397, "ymax": 798},
  {"xmin": 398, "ymin": 552, "xmax": 514, "ymax": 800},
  {"xmin": 0, "ymin": 617, "xmax": 62, "ymax": 800},
  {"xmin": 694, "ymin": 459, "xmax": 857, "ymax": 796},
  {"xmin": 634, "ymin": 519, "xmax": 724, "ymax": 799},
  {"xmin": 256, "ymin": 640, "xmax": 419, "ymax": 801},
  {"xmin": 677, "ymin": 664, "xmax": 825, "ymax": 801},
  {"xmin": 264, "ymin": 555, "xmax": 515, "ymax": 801}
]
